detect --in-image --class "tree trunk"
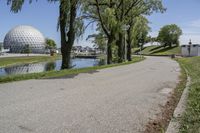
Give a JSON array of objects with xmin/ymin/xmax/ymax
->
[
  {"xmin": 127, "ymin": 29, "xmax": 132, "ymax": 61},
  {"xmin": 60, "ymin": 0, "xmax": 77, "ymax": 69},
  {"xmin": 59, "ymin": 0, "xmax": 68, "ymax": 69},
  {"xmin": 127, "ymin": 40, "xmax": 132, "ymax": 61},
  {"xmin": 117, "ymin": 33, "xmax": 124, "ymax": 63},
  {"xmin": 107, "ymin": 37, "xmax": 113, "ymax": 64}
]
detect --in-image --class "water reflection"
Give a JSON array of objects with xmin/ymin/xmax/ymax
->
[
  {"xmin": 5, "ymin": 63, "xmax": 48, "ymax": 75},
  {"xmin": 0, "ymin": 58, "xmax": 106, "ymax": 77}
]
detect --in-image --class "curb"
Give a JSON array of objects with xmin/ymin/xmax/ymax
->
[{"xmin": 165, "ymin": 69, "xmax": 191, "ymax": 133}]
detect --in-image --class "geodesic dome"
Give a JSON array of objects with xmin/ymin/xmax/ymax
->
[{"xmin": 3, "ymin": 25, "xmax": 46, "ymax": 53}]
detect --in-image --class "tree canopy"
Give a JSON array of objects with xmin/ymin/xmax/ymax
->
[
  {"xmin": 158, "ymin": 24, "xmax": 182, "ymax": 47},
  {"xmin": 46, "ymin": 38, "xmax": 57, "ymax": 49}
]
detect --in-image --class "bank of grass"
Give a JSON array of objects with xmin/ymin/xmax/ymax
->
[
  {"xmin": 134, "ymin": 46, "xmax": 181, "ymax": 56},
  {"xmin": 177, "ymin": 57, "xmax": 200, "ymax": 133},
  {"xmin": 0, "ymin": 56, "xmax": 145, "ymax": 84},
  {"xmin": 0, "ymin": 55, "xmax": 61, "ymax": 67}
]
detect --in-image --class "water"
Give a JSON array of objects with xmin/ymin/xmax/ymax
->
[{"xmin": 0, "ymin": 58, "xmax": 106, "ymax": 77}]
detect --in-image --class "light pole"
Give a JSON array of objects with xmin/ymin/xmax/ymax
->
[{"xmin": 139, "ymin": 43, "xmax": 142, "ymax": 58}]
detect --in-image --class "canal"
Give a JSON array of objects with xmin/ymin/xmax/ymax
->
[{"xmin": 0, "ymin": 58, "xmax": 106, "ymax": 76}]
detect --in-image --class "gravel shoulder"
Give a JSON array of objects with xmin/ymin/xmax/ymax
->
[{"xmin": 0, "ymin": 56, "xmax": 180, "ymax": 133}]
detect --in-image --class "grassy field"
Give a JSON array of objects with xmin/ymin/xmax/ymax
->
[
  {"xmin": 0, "ymin": 55, "xmax": 61, "ymax": 67},
  {"xmin": 134, "ymin": 46, "xmax": 181, "ymax": 56},
  {"xmin": 177, "ymin": 57, "xmax": 200, "ymax": 133},
  {"xmin": 0, "ymin": 56, "xmax": 145, "ymax": 83}
]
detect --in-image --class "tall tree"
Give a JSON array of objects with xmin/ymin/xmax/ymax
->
[
  {"xmin": 58, "ymin": 0, "xmax": 84, "ymax": 69},
  {"xmin": 85, "ymin": 0, "xmax": 165, "ymax": 63},
  {"xmin": 157, "ymin": 24, "xmax": 182, "ymax": 47},
  {"xmin": 7, "ymin": 0, "xmax": 84, "ymax": 69},
  {"xmin": 46, "ymin": 38, "xmax": 57, "ymax": 49},
  {"xmin": 83, "ymin": 0, "xmax": 120, "ymax": 64},
  {"xmin": 123, "ymin": 0, "xmax": 165, "ymax": 61},
  {"xmin": 126, "ymin": 16, "xmax": 150, "ymax": 61}
]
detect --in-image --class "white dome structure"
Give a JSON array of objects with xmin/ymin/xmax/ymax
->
[{"xmin": 4, "ymin": 25, "xmax": 46, "ymax": 53}]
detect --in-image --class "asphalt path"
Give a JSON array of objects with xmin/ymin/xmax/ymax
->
[{"xmin": 0, "ymin": 56, "xmax": 180, "ymax": 133}]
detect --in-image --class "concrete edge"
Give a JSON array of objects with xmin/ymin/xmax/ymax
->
[{"xmin": 165, "ymin": 68, "xmax": 191, "ymax": 133}]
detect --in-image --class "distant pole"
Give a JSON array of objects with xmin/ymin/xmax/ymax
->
[
  {"xmin": 124, "ymin": 33, "xmax": 127, "ymax": 61},
  {"xmin": 139, "ymin": 43, "xmax": 142, "ymax": 58},
  {"xmin": 189, "ymin": 39, "xmax": 192, "ymax": 57}
]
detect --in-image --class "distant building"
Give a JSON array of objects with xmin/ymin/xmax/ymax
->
[
  {"xmin": 181, "ymin": 40, "xmax": 200, "ymax": 57},
  {"xmin": 72, "ymin": 46, "xmax": 96, "ymax": 55},
  {"xmin": 143, "ymin": 42, "xmax": 161, "ymax": 47},
  {"xmin": 3, "ymin": 25, "xmax": 46, "ymax": 54}
]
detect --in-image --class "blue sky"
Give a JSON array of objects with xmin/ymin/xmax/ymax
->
[{"xmin": 0, "ymin": 0, "xmax": 200, "ymax": 47}]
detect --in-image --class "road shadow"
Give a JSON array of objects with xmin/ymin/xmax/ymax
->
[
  {"xmin": 151, "ymin": 46, "xmax": 178, "ymax": 54},
  {"xmin": 149, "ymin": 45, "xmax": 163, "ymax": 52}
]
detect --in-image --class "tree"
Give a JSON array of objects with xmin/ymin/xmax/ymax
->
[
  {"xmin": 122, "ymin": 0, "xmax": 166, "ymax": 62},
  {"xmin": 126, "ymin": 16, "xmax": 150, "ymax": 61},
  {"xmin": 157, "ymin": 24, "xmax": 182, "ymax": 47},
  {"xmin": 87, "ymin": 33, "xmax": 107, "ymax": 53},
  {"xmin": 84, "ymin": 0, "xmax": 165, "ymax": 63},
  {"xmin": 46, "ymin": 38, "xmax": 57, "ymax": 49},
  {"xmin": 83, "ymin": 0, "xmax": 119, "ymax": 64},
  {"xmin": 7, "ymin": 0, "xmax": 84, "ymax": 69},
  {"xmin": 113, "ymin": 0, "xmax": 165, "ymax": 62}
]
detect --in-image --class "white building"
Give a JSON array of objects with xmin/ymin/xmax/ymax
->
[
  {"xmin": 4, "ymin": 25, "xmax": 46, "ymax": 53},
  {"xmin": 181, "ymin": 44, "xmax": 200, "ymax": 57}
]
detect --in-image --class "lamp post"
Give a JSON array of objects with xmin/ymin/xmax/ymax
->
[{"xmin": 139, "ymin": 42, "xmax": 142, "ymax": 58}]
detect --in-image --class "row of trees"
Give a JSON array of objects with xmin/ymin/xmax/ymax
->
[{"xmin": 7, "ymin": 0, "xmax": 166, "ymax": 69}]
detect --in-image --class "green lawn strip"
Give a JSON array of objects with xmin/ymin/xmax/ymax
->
[
  {"xmin": 0, "ymin": 57, "xmax": 145, "ymax": 84},
  {"xmin": 0, "ymin": 55, "xmax": 61, "ymax": 67},
  {"xmin": 177, "ymin": 57, "xmax": 200, "ymax": 133}
]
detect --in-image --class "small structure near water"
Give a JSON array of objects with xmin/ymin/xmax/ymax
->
[{"xmin": 181, "ymin": 40, "xmax": 200, "ymax": 57}]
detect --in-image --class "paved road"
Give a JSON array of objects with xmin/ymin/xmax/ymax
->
[{"xmin": 0, "ymin": 57, "xmax": 180, "ymax": 133}]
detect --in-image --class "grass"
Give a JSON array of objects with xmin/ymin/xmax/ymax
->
[
  {"xmin": 0, "ymin": 55, "xmax": 61, "ymax": 67},
  {"xmin": 177, "ymin": 57, "xmax": 200, "ymax": 133},
  {"xmin": 134, "ymin": 46, "xmax": 181, "ymax": 56},
  {"xmin": 0, "ymin": 56, "xmax": 145, "ymax": 84}
]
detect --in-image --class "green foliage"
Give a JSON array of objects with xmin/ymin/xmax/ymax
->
[
  {"xmin": 131, "ymin": 16, "xmax": 151, "ymax": 48},
  {"xmin": 158, "ymin": 24, "xmax": 182, "ymax": 47},
  {"xmin": 46, "ymin": 38, "xmax": 57, "ymax": 49},
  {"xmin": 178, "ymin": 57, "xmax": 200, "ymax": 133},
  {"xmin": 7, "ymin": 0, "xmax": 36, "ymax": 13},
  {"xmin": 88, "ymin": 33, "xmax": 107, "ymax": 52},
  {"xmin": 84, "ymin": 0, "xmax": 165, "ymax": 63}
]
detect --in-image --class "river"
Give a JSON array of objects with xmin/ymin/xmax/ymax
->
[{"xmin": 0, "ymin": 58, "xmax": 106, "ymax": 77}]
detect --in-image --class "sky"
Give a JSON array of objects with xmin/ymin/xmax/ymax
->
[{"xmin": 0, "ymin": 0, "xmax": 200, "ymax": 47}]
